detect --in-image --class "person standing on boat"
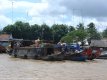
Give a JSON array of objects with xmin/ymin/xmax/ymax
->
[
  {"xmin": 75, "ymin": 42, "xmax": 81, "ymax": 53},
  {"xmin": 61, "ymin": 43, "xmax": 68, "ymax": 54},
  {"xmin": 35, "ymin": 38, "xmax": 40, "ymax": 47},
  {"xmin": 57, "ymin": 41, "xmax": 63, "ymax": 52},
  {"xmin": 35, "ymin": 38, "xmax": 42, "ymax": 56}
]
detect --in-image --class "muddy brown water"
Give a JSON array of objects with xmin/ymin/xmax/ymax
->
[{"xmin": 0, "ymin": 54, "xmax": 107, "ymax": 80}]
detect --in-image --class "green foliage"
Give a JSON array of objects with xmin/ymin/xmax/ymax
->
[
  {"xmin": 61, "ymin": 36, "xmax": 73, "ymax": 43},
  {"xmin": 102, "ymin": 28, "xmax": 107, "ymax": 38},
  {"xmin": 61, "ymin": 23, "xmax": 87, "ymax": 43},
  {"xmin": 30, "ymin": 24, "xmax": 41, "ymax": 39},
  {"xmin": 87, "ymin": 22, "xmax": 101, "ymax": 40},
  {"xmin": 0, "ymin": 30, "xmax": 3, "ymax": 34},
  {"xmin": 3, "ymin": 25, "xmax": 14, "ymax": 34},
  {"xmin": 68, "ymin": 26, "xmax": 75, "ymax": 32},
  {"xmin": 61, "ymin": 29, "xmax": 87, "ymax": 43},
  {"xmin": 2, "ymin": 21, "xmax": 102, "ymax": 44},
  {"xmin": 3, "ymin": 21, "xmax": 31, "ymax": 39},
  {"xmin": 41, "ymin": 23, "xmax": 52, "ymax": 40},
  {"xmin": 77, "ymin": 23, "xmax": 85, "ymax": 30},
  {"xmin": 51, "ymin": 24, "xmax": 68, "ymax": 43}
]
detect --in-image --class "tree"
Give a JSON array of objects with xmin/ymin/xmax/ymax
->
[
  {"xmin": 14, "ymin": 21, "xmax": 31, "ymax": 39},
  {"xmin": 77, "ymin": 23, "xmax": 85, "ymax": 30},
  {"xmin": 68, "ymin": 26, "xmax": 75, "ymax": 32},
  {"xmin": 61, "ymin": 29, "xmax": 87, "ymax": 43},
  {"xmin": 3, "ymin": 21, "xmax": 31, "ymax": 39},
  {"xmin": 30, "ymin": 24, "xmax": 41, "ymax": 40},
  {"xmin": 102, "ymin": 28, "xmax": 107, "ymax": 38},
  {"xmin": 40, "ymin": 23, "xmax": 52, "ymax": 41},
  {"xmin": 51, "ymin": 24, "xmax": 68, "ymax": 43},
  {"xmin": 61, "ymin": 23, "xmax": 87, "ymax": 43},
  {"xmin": 61, "ymin": 35, "xmax": 73, "ymax": 43},
  {"xmin": 3, "ymin": 24, "xmax": 14, "ymax": 34},
  {"xmin": 70, "ymin": 30, "xmax": 87, "ymax": 41},
  {"xmin": 0, "ymin": 30, "xmax": 3, "ymax": 34},
  {"xmin": 87, "ymin": 22, "xmax": 101, "ymax": 40}
]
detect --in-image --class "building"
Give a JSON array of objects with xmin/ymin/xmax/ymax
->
[
  {"xmin": 90, "ymin": 40, "xmax": 107, "ymax": 48},
  {"xmin": 0, "ymin": 34, "xmax": 13, "ymax": 41},
  {"xmin": 0, "ymin": 34, "xmax": 13, "ymax": 48}
]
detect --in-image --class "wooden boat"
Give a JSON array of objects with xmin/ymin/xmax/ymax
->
[
  {"xmin": 9, "ymin": 46, "xmax": 87, "ymax": 61},
  {"xmin": 96, "ymin": 51, "xmax": 107, "ymax": 59},
  {"xmin": 82, "ymin": 47, "xmax": 101, "ymax": 60},
  {"xmin": 97, "ymin": 54, "xmax": 107, "ymax": 59},
  {"xmin": 8, "ymin": 40, "xmax": 101, "ymax": 61}
]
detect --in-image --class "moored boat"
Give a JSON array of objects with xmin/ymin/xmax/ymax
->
[
  {"xmin": 8, "ymin": 40, "xmax": 101, "ymax": 61},
  {"xmin": 82, "ymin": 47, "xmax": 101, "ymax": 60}
]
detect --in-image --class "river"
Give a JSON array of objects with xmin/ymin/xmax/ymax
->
[{"xmin": 0, "ymin": 54, "xmax": 107, "ymax": 80}]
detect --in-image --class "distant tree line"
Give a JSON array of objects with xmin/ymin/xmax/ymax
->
[{"xmin": 1, "ymin": 21, "xmax": 106, "ymax": 43}]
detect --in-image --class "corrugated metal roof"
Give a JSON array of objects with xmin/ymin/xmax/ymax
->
[
  {"xmin": 0, "ymin": 34, "xmax": 13, "ymax": 41},
  {"xmin": 90, "ymin": 40, "xmax": 107, "ymax": 47}
]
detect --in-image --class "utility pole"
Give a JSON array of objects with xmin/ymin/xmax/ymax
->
[
  {"xmin": 53, "ymin": 18, "xmax": 56, "ymax": 43},
  {"xmin": 52, "ymin": 31, "xmax": 54, "ymax": 43},
  {"xmin": 80, "ymin": 9, "xmax": 84, "ymax": 24},
  {"xmin": 72, "ymin": 9, "xmax": 75, "ymax": 26},
  {"xmin": 12, "ymin": 1, "xmax": 14, "ymax": 24},
  {"xmin": 26, "ymin": 11, "xmax": 29, "ymax": 23}
]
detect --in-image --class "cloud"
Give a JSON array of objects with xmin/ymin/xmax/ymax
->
[
  {"xmin": 0, "ymin": 0, "xmax": 11, "ymax": 11},
  {"xmin": 0, "ymin": 0, "xmax": 107, "ymax": 31},
  {"xmin": 0, "ymin": 15, "xmax": 12, "ymax": 29},
  {"xmin": 49, "ymin": 0, "xmax": 107, "ymax": 20},
  {"xmin": 51, "ymin": 0, "xmax": 107, "ymax": 18},
  {"xmin": 28, "ymin": 3, "xmax": 48, "ymax": 17},
  {"xmin": 28, "ymin": 0, "xmax": 107, "ymax": 26}
]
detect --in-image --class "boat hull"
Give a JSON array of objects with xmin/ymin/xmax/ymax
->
[
  {"xmin": 42, "ymin": 53, "xmax": 86, "ymax": 61},
  {"xmin": 9, "ymin": 47, "xmax": 87, "ymax": 61}
]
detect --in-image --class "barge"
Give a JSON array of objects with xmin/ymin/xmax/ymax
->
[{"xmin": 8, "ymin": 40, "xmax": 101, "ymax": 61}]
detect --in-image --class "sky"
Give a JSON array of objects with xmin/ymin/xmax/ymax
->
[{"xmin": 0, "ymin": 0, "xmax": 107, "ymax": 32}]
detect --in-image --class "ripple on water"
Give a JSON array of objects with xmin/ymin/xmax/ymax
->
[{"xmin": 0, "ymin": 54, "xmax": 107, "ymax": 80}]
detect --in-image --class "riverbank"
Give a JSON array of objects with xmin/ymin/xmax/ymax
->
[{"xmin": 0, "ymin": 54, "xmax": 107, "ymax": 80}]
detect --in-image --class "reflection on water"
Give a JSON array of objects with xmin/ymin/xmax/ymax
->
[{"xmin": 0, "ymin": 54, "xmax": 107, "ymax": 80}]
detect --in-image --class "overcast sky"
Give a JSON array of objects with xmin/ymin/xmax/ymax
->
[{"xmin": 0, "ymin": 0, "xmax": 107, "ymax": 31}]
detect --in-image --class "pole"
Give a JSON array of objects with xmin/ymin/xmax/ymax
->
[
  {"xmin": 26, "ymin": 11, "xmax": 29, "ymax": 23},
  {"xmin": 42, "ymin": 28, "xmax": 44, "ymax": 40},
  {"xmin": 72, "ymin": 9, "xmax": 74, "ymax": 26},
  {"xmin": 12, "ymin": 1, "xmax": 13, "ymax": 24},
  {"xmin": 80, "ymin": 9, "xmax": 83, "ymax": 24},
  {"xmin": 53, "ymin": 31, "xmax": 54, "ymax": 43}
]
